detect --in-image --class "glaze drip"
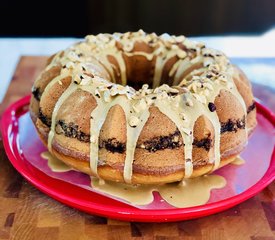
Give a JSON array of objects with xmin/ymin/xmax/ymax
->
[{"xmin": 91, "ymin": 175, "xmax": 226, "ymax": 207}]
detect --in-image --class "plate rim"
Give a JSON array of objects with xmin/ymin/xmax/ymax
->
[{"xmin": 1, "ymin": 95, "xmax": 275, "ymax": 222}]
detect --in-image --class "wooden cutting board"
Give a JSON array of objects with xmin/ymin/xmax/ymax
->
[{"xmin": 0, "ymin": 56, "xmax": 274, "ymax": 240}]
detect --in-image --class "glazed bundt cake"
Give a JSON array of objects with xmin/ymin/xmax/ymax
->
[{"xmin": 30, "ymin": 30, "xmax": 257, "ymax": 184}]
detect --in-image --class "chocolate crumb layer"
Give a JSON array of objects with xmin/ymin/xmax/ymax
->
[
  {"xmin": 56, "ymin": 120, "xmax": 90, "ymax": 142},
  {"xmin": 36, "ymin": 114, "xmax": 245, "ymax": 152},
  {"xmin": 247, "ymin": 102, "xmax": 256, "ymax": 114},
  {"xmin": 32, "ymin": 87, "xmax": 41, "ymax": 101},
  {"xmin": 38, "ymin": 108, "xmax": 51, "ymax": 127},
  {"xmin": 138, "ymin": 130, "xmax": 183, "ymax": 152},
  {"xmin": 193, "ymin": 138, "xmax": 212, "ymax": 151},
  {"xmin": 99, "ymin": 138, "xmax": 126, "ymax": 153},
  {"xmin": 220, "ymin": 117, "xmax": 245, "ymax": 134}
]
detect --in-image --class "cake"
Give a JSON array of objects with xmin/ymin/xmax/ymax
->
[{"xmin": 30, "ymin": 30, "xmax": 257, "ymax": 184}]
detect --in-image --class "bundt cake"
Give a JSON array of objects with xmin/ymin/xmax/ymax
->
[{"xmin": 30, "ymin": 30, "xmax": 257, "ymax": 184}]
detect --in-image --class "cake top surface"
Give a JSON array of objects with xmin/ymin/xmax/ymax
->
[{"xmin": 47, "ymin": 30, "xmax": 234, "ymax": 107}]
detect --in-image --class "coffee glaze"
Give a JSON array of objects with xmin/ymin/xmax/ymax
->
[
  {"xmin": 91, "ymin": 175, "xmax": 226, "ymax": 207},
  {"xmin": 41, "ymin": 150, "xmax": 226, "ymax": 207},
  {"xmin": 41, "ymin": 151, "xmax": 72, "ymax": 172},
  {"xmin": 231, "ymin": 156, "xmax": 245, "ymax": 165},
  {"xmin": 41, "ymin": 30, "xmax": 247, "ymax": 184}
]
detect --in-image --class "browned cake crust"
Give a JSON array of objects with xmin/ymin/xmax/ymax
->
[{"xmin": 30, "ymin": 31, "xmax": 257, "ymax": 184}]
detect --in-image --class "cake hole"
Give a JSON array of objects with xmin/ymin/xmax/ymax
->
[{"xmin": 116, "ymin": 58, "xmax": 204, "ymax": 90}]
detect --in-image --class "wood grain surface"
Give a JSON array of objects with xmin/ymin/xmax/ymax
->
[{"xmin": 0, "ymin": 56, "xmax": 274, "ymax": 240}]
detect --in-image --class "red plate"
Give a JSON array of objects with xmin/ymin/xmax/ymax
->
[{"xmin": 1, "ymin": 95, "xmax": 275, "ymax": 222}]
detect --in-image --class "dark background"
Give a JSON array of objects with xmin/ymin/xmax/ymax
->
[{"xmin": 1, "ymin": 0, "xmax": 275, "ymax": 37}]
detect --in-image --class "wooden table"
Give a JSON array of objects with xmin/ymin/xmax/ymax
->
[{"xmin": 0, "ymin": 56, "xmax": 274, "ymax": 240}]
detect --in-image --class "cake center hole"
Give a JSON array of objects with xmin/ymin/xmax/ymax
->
[{"xmin": 114, "ymin": 59, "xmax": 203, "ymax": 90}]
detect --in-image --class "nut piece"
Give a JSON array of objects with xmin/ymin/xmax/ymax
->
[
  {"xmin": 133, "ymin": 99, "xmax": 147, "ymax": 113},
  {"xmin": 140, "ymin": 144, "xmax": 146, "ymax": 149},
  {"xmin": 128, "ymin": 116, "xmax": 140, "ymax": 128},
  {"xmin": 175, "ymin": 35, "xmax": 185, "ymax": 42},
  {"xmin": 123, "ymin": 42, "xmax": 134, "ymax": 52},
  {"xmin": 177, "ymin": 50, "xmax": 187, "ymax": 59}
]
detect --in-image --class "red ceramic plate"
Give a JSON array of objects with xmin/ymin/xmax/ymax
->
[{"xmin": 1, "ymin": 95, "xmax": 275, "ymax": 222}]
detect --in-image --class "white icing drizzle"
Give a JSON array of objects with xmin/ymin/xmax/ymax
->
[
  {"xmin": 172, "ymin": 58, "xmax": 192, "ymax": 85},
  {"xmin": 113, "ymin": 52, "xmax": 127, "ymax": 85},
  {"xmin": 152, "ymin": 48, "xmax": 184, "ymax": 89},
  {"xmin": 48, "ymin": 80, "xmax": 77, "ymax": 152},
  {"xmin": 124, "ymin": 51, "xmax": 154, "ymax": 61},
  {"xmin": 152, "ymin": 56, "xmax": 165, "ymax": 89},
  {"xmin": 169, "ymin": 59, "xmax": 181, "ymax": 77},
  {"xmin": 123, "ymin": 108, "xmax": 150, "ymax": 183},
  {"xmin": 40, "ymin": 30, "xmax": 248, "ymax": 184}
]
